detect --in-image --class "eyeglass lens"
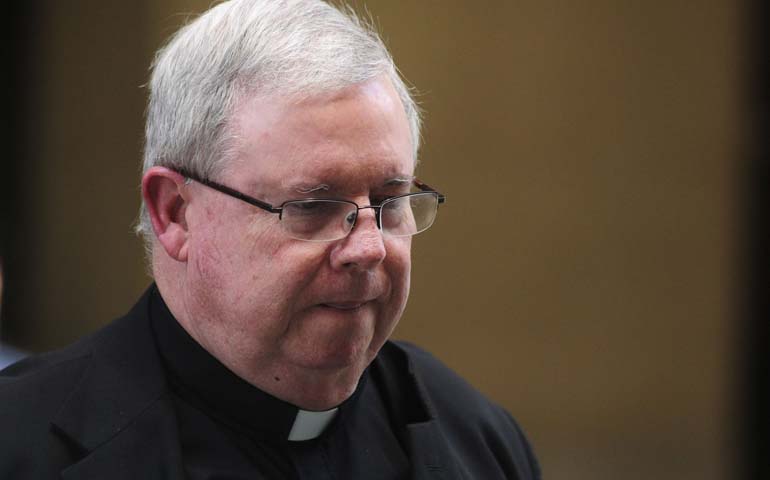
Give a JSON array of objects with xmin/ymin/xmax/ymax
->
[{"xmin": 280, "ymin": 193, "xmax": 439, "ymax": 241}]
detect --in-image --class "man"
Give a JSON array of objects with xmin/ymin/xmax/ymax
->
[{"xmin": 0, "ymin": 1, "xmax": 540, "ymax": 478}]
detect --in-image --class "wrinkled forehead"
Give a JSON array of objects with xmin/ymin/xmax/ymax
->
[{"xmin": 226, "ymin": 77, "xmax": 415, "ymax": 197}]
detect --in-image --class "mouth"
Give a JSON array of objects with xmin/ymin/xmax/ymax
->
[{"xmin": 320, "ymin": 302, "xmax": 366, "ymax": 311}]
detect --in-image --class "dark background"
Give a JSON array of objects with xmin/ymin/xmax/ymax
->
[
  {"xmin": 2, "ymin": 1, "xmax": 764, "ymax": 478},
  {"xmin": 744, "ymin": 0, "xmax": 769, "ymax": 478}
]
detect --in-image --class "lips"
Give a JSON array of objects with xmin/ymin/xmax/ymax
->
[
  {"xmin": 321, "ymin": 302, "xmax": 367, "ymax": 311},
  {"xmin": 314, "ymin": 282, "xmax": 385, "ymax": 312}
]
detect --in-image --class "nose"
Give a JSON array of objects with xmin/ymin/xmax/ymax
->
[{"xmin": 330, "ymin": 207, "xmax": 386, "ymax": 271}]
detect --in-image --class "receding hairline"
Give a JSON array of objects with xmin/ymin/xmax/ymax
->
[{"xmin": 219, "ymin": 74, "xmax": 417, "ymax": 176}]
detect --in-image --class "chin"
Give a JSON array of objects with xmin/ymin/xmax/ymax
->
[
  {"xmin": 303, "ymin": 338, "xmax": 372, "ymax": 372},
  {"xmin": 291, "ymin": 354, "xmax": 369, "ymax": 410},
  {"xmin": 291, "ymin": 308, "xmax": 381, "ymax": 369}
]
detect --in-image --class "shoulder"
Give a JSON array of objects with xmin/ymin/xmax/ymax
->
[
  {"xmin": 0, "ymin": 340, "xmax": 94, "ymax": 476},
  {"xmin": 0, "ymin": 307, "xmax": 125, "ymax": 390},
  {"xmin": 0, "ymin": 340, "xmax": 93, "ymax": 411},
  {"xmin": 392, "ymin": 340, "xmax": 488, "ymax": 399},
  {"xmin": 0, "ymin": 293, "xmax": 150, "ymax": 420},
  {"xmin": 386, "ymin": 340, "xmax": 541, "ymax": 479},
  {"xmin": 389, "ymin": 340, "xmax": 507, "ymax": 418},
  {"xmin": 0, "ymin": 327, "xmax": 102, "ymax": 412},
  {"xmin": 0, "ymin": 288, "xmax": 165, "ymax": 478}
]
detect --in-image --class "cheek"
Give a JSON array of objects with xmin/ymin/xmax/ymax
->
[
  {"xmin": 187, "ymin": 208, "xmax": 272, "ymax": 306},
  {"xmin": 366, "ymin": 241, "xmax": 411, "ymax": 356},
  {"xmin": 188, "ymin": 228, "xmax": 231, "ymax": 297},
  {"xmin": 234, "ymin": 233, "xmax": 332, "ymax": 318},
  {"xmin": 385, "ymin": 237, "xmax": 412, "ymax": 309},
  {"xmin": 387, "ymin": 236, "xmax": 412, "ymax": 274},
  {"xmin": 190, "ymin": 199, "xmax": 240, "ymax": 262}
]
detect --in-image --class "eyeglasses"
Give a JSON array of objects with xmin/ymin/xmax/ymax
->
[{"xmin": 174, "ymin": 168, "xmax": 446, "ymax": 242}]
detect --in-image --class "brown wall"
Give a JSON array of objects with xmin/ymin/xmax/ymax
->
[{"xmin": 6, "ymin": 1, "xmax": 744, "ymax": 478}]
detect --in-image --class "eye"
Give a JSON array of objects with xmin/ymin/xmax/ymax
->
[
  {"xmin": 295, "ymin": 202, "xmax": 319, "ymax": 210},
  {"xmin": 381, "ymin": 194, "xmax": 412, "ymax": 209},
  {"xmin": 284, "ymin": 200, "xmax": 331, "ymax": 216},
  {"xmin": 370, "ymin": 195, "xmax": 397, "ymax": 206}
]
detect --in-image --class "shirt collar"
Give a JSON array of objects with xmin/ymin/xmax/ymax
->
[{"xmin": 149, "ymin": 285, "xmax": 365, "ymax": 443}]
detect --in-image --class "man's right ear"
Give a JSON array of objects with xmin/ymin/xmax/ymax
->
[{"xmin": 142, "ymin": 167, "xmax": 191, "ymax": 262}]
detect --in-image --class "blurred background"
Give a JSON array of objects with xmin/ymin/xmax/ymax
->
[{"xmin": 1, "ymin": 1, "xmax": 767, "ymax": 478}]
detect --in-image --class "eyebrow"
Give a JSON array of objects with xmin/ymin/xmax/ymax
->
[
  {"xmin": 291, "ymin": 176, "xmax": 415, "ymax": 194},
  {"xmin": 384, "ymin": 176, "xmax": 415, "ymax": 187},
  {"xmin": 294, "ymin": 184, "xmax": 330, "ymax": 194}
]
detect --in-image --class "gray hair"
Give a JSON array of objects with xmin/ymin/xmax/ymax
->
[{"xmin": 136, "ymin": 0, "xmax": 421, "ymax": 248}]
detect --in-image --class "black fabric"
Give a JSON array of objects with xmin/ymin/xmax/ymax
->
[
  {"xmin": 149, "ymin": 286, "xmax": 407, "ymax": 479},
  {"xmin": 0, "ymin": 286, "xmax": 541, "ymax": 479},
  {"xmin": 150, "ymin": 287, "xmax": 304, "ymax": 442}
]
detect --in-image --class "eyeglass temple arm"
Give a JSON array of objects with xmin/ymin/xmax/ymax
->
[
  {"xmin": 175, "ymin": 168, "xmax": 281, "ymax": 213},
  {"xmin": 175, "ymin": 168, "xmax": 444, "ymax": 209},
  {"xmin": 413, "ymin": 178, "xmax": 446, "ymax": 204}
]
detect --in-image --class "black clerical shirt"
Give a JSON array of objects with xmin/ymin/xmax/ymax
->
[{"xmin": 149, "ymin": 288, "xmax": 410, "ymax": 479}]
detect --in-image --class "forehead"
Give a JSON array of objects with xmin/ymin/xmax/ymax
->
[{"xmin": 228, "ymin": 77, "xmax": 415, "ymax": 195}]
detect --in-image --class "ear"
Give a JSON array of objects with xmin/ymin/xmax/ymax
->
[{"xmin": 142, "ymin": 166, "xmax": 191, "ymax": 262}]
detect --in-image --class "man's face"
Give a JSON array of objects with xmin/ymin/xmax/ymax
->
[{"xmin": 178, "ymin": 76, "xmax": 414, "ymax": 408}]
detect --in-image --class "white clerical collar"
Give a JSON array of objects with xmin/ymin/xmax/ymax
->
[{"xmin": 287, "ymin": 407, "xmax": 339, "ymax": 441}]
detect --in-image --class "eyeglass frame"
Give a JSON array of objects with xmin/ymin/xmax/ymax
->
[{"xmin": 172, "ymin": 167, "xmax": 446, "ymax": 240}]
